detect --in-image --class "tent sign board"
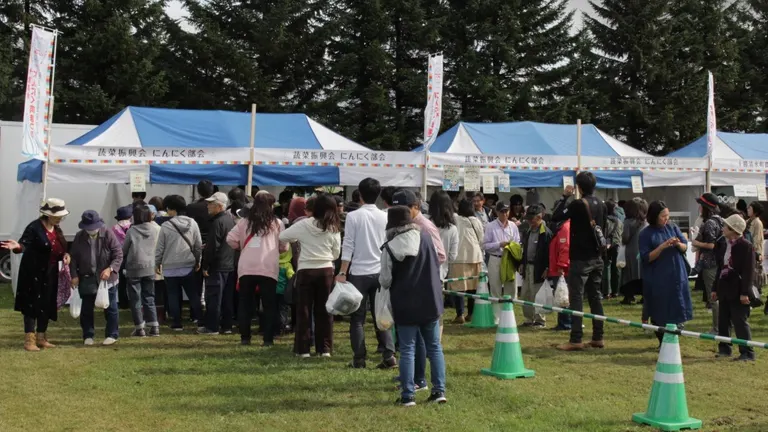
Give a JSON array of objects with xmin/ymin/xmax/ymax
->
[
  {"xmin": 252, "ymin": 149, "xmax": 424, "ymax": 168},
  {"xmin": 482, "ymin": 175, "xmax": 495, "ymax": 193},
  {"xmin": 758, "ymin": 187, "xmax": 767, "ymax": 201},
  {"xmin": 631, "ymin": 176, "xmax": 643, "ymax": 193},
  {"xmin": 498, "ymin": 175, "xmax": 510, "ymax": 192},
  {"xmin": 464, "ymin": 167, "xmax": 480, "ymax": 191},
  {"xmin": 734, "ymin": 184, "xmax": 757, "ymax": 197},
  {"xmin": 130, "ymin": 171, "xmax": 146, "ymax": 193},
  {"xmin": 442, "ymin": 166, "xmax": 460, "ymax": 191},
  {"xmin": 563, "ymin": 176, "xmax": 574, "ymax": 190},
  {"xmin": 50, "ymin": 145, "xmax": 249, "ymax": 164}
]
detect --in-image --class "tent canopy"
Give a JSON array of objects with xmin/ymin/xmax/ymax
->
[
  {"xmin": 421, "ymin": 121, "xmax": 648, "ymax": 188},
  {"xmin": 18, "ymin": 106, "xmax": 369, "ymax": 185}
]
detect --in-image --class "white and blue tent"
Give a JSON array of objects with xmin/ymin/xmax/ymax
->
[
  {"xmin": 421, "ymin": 121, "xmax": 650, "ymax": 188},
  {"xmin": 17, "ymin": 106, "xmax": 370, "ymax": 186}
]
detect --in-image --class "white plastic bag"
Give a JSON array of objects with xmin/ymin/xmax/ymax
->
[
  {"xmin": 616, "ymin": 245, "xmax": 627, "ymax": 269},
  {"xmin": 554, "ymin": 276, "xmax": 569, "ymax": 308},
  {"xmin": 94, "ymin": 281, "xmax": 110, "ymax": 309},
  {"xmin": 325, "ymin": 281, "xmax": 364, "ymax": 315},
  {"xmin": 69, "ymin": 289, "xmax": 82, "ymax": 319},
  {"xmin": 375, "ymin": 287, "xmax": 394, "ymax": 330},
  {"xmin": 534, "ymin": 282, "xmax": 554, "ymax": 314}
]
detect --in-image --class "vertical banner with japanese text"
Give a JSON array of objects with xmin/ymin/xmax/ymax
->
[
  {"xmin": 423, "ymin": 54, "xmax": 443, "ymax": 150},
  {"xmin": 21, "ymin": 27, "xmax": 56, "ymax": 160},
  {"xmin": 707, "ymin": 71, "xmax": 716, "ymax": 159}
]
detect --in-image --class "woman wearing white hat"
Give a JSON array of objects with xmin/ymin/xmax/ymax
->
[{"xmin": 1, "ymin": 198, "xmax": 70, "ymax": 351}]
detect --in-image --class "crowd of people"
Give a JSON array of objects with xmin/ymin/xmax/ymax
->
[{"xmin": 2, "ymin": 171, "xmax": 765, "ymax": 407}]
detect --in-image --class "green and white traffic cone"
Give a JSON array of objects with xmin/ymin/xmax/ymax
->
[
  {"xmin": 480, "ymin": 295, "xmax": 534, "ymax": 379},
  {"xmin": 465, "ymin": 273, "xmax": 496, "ymax": 329},
  {"xmin": 632, "ymin": 324, "xmax": 702, "ymax": 431}
]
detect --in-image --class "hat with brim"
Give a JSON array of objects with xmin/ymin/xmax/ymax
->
[
  {"xmin": 40, "ymin": 198, "xmax": 70, "ymax": 217},
  {"xmin": 115, "ymin": 205, "xmax": 133, "ymax": 221},
  {"xmin": 724, "ymin": 214, "xmax": 746, "ymax": 236},
  {"xmin": 696, "ymin": 193, "xmax": 719, "ymax": 210},
  {"xmin": 78, "ymin": 210, "xmax": 104, "ymax": 230},
  {"xmin": 496, "ymin": 201, "xmax": 510, "ymax": 213}
]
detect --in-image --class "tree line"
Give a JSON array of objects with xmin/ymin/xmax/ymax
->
[{"xmin": 1, "ymin": 0, "xmax": 768, "ymax": 154}]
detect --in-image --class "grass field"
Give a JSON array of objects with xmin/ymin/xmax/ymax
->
[{"xmin": 1, "ymin": 284, "xmax": 768, "ymax": 432}]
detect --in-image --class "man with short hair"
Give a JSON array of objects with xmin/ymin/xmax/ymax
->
[
  {"xmin": 551, "ymin": 171, "xmax": 607, "ymax": 351},
  {"xmin": 199, "ymin": 192, "xmax": 236, "ymax": 335},
  {"xmin": 187, "ymin": 180, "xmax": 216, "ymax": 241},
  {"xmin": 337, "ymin": 178, "xmax": 395, "ymax": 369},
  {"xmin": 472, "ymin": 192, "xmax": 491, "ymax": 226},
  {"xmin": 520, "ymin": 204, "xmax": 552, "ymax": 327},
  {"xmin": 132, "ymin": 192, "xmax": 147, "ymax": 207},
  {"xmin": 380, "ymin": 186, "xmax": 397, "ymax": 210},
  {"xmin": 483, "ymin": 201, "xmax": 521, "ymax": 320}
]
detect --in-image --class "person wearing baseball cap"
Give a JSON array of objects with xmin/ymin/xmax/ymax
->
[
  {"xmin": 691, "ymin": 191, "xmax": 725, "ymax": 334},
  {"xmin": 199, "ymin": 191, "xmax": 236, "ymax": 335},
  {"xmin": 713, "ymin": 214, "xmax": 756, "ymax": 361},
  {"xmin": 520, "ymin": 204, "xmax": 552, "ymax": 328},
  {"xmin": 482, "ymin": 200, "xmax": 521, "ymax": 322}
]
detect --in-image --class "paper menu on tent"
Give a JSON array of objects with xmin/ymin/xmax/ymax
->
[
  {"xmin": 482, "ymin": 175, "xmax": 495, "ymax": 193},
  {"xmin": 497, "ymin": 175, "xmax": 510, "ymax": 193},
  {"xmin": 130, "ymin": 171, "xmax": 146, "ymax": 193},
  {"xmin": 734, "ymin": 184, "xmax": 757, "ymax": 197},
  {"xmin": 442, "ymin": 166, "xmax": 460, "ymax": 191},
  {"xmin": 758, "ymin": 186, "xmax": 767, "ymax": 201},
  {"xmin": 464, "ymin": 167, "xmax": 480, "ymax": 191},
  {"xmin": 563, "ymin": 176, "xmax": 574, "ymax": 190},
  {"xmin": 631, "ymin": 176, "xmax": 643, "ymax": 194}
]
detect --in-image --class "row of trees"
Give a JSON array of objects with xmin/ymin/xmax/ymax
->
[{"xmin": 2, "ymin": 0, "xmax": 768, "ymax": 153}]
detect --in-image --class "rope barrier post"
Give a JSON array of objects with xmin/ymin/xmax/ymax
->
[{"xmin": 481, "ymin": 295, "xmax": 534, "ymax": 379}]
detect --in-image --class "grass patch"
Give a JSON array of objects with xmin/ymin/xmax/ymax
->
[{"xmin": 1, "ymin": 284, "xmax": 767, "ymax": 431}]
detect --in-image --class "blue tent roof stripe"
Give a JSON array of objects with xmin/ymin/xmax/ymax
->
[{"xmin": 669, "ymin": 131, "xmax": 768, "ymax": 159}]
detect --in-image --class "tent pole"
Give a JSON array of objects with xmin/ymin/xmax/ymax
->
[
  {"xmin": 706, "ymin": 156, "xmax": 712, "ymax": 193},
  {"xmin": 576, "ymin": 119, "xmax": 582, "ymax": 199},
  {"xmin": 246, "ymin": 104, "xmax": 256, "ymax": 197},
  {"xmin": 421, "ymin": 150, "xmax": 428, "ymax": 199},
  {"xmin": 41, "ymin": 30, "xmax": 59, "ymax": 200}
]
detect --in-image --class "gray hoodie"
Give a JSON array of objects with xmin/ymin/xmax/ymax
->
[
  {"xmin": 155, "ymin": 215, "xmax": 202, "ymax": 272},
  {"xmin": 123, "ymin": 222, "xmax": 160, "ymax": 278}
]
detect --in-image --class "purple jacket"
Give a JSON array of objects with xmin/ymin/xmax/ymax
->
[
  {"xmin": 112, "ymin": 223, "xmax": 131, "ymax": 245},
  {"xmin": 69, "ymin": 227, "xmax": 123, "ymax": 284}
]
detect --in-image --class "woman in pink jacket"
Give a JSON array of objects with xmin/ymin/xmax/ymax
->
[{"xmin": 227, "ymin": 192, "xmax": 289, "ymax": 346}]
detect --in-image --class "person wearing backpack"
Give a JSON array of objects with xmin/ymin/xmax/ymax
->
[
  {"xmin": 551, "ymin": 171, "xmax": 607, "ymax": 351},
  {"xmin": 691, "ymin": 193, "xmax": 725, "ymax": 334},
  {"xmin": 602, "ymin": 200, "xmax": 623, "ymax": 299}
]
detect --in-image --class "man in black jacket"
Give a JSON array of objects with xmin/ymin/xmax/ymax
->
[
  {"xmin": 187, "ymin": 180, "xmax": 215, "ymax": 242},
  {"xmin": 551, "ymin": 171, "xmax": 607, "ymax": 351},
  {"xmin": 199, "ymin": 192, "xmax": 236, "ymax": 335},
  {"xmin": 520, "ymin": 204, "xmax": 552, "ymax": 327}
]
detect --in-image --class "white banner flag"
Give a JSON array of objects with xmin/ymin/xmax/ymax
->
[
  {"xmin": 706, "ymin": 71, "xmax": 716, "ymax": 159},
  {"xmin": 21, "ymin": 27, "xmax": 56, "ymax": 160},
  {"xmin": 423, "ymin": 54, "xmax": 443, "ymax": 151}
]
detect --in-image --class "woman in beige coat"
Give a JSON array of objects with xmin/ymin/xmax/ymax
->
[
  {"xmin": 448, "ymin": 199, "xmax": 485, "ymax": 323},
  {"xmin": 747, "ymin": 202, "xmax": 765, "ymax": 291}
]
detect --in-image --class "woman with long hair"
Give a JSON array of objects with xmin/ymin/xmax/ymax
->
[
  {"xmin": 640, "ymin": 201, "xmax": 692, "ymax": 346},
  {"xmin": 448, "ymin": 199, "xmax": 483, "ymax": 323},
  {"xmin": 1, "ymin": 199, "xmax": 71, "ymax": 351},
  {"xmin": 279, "ymin": 194, "xmax": 341, "ymax": 357},
  {"xmin": 429, "ymin": 191, "xmax": 459, "ymax": 282},
  {"xmin": 620, "ymin": 198, "xmax": 648, "ymax": 305},
  {"xmin": 227, "ymin": 192, "xmax": 289, "ymax": 346}
]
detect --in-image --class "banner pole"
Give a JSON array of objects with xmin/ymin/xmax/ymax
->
[
  {"xmin": 246, "ymin": 104, "xmax": 256, "ymax": 197},
  {"xmin": 41, "ymin": 29, "xmax": 59, "ymax": 200},
  {"xmin": 575, "ymin": 119, "xmax": 582, "ymax": 199}
]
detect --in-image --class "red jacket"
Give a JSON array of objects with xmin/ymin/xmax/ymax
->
[{"xmin": 548, "ymin": 220, "xmax": 570, "ymax": 278}]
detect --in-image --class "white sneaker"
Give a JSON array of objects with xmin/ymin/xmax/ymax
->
[
  {"xmin": 102, "ymin": 337, "xmax": 118, "ymax": 346},
  {"xmin": 296, "ymin": 353, "xmax": 310, "ymax": 358},
  {"xmin": 84, "ymin": 338, "xmax": 94, "ymax": 346},
  {"xmin": 320, "ymin": 353, "xmax": 331, "ymax": 358}
]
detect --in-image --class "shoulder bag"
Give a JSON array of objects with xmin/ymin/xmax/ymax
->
[{"xmin": 582, "ymin": 198, "xmax": 606, "ymax": 254}]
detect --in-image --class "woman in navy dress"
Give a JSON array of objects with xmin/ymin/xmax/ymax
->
[{"xmin": 639, "ymin": 201, "xmax": 693, "ymax": 346}]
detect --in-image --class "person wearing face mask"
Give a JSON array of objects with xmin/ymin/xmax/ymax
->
[
  {"xmin": 69, "ymin": 210, "xmax": 124, "ymax": 346},
  {"xmin": 1, "ymin": 198, "xmax": 71, "ymax": 351}
]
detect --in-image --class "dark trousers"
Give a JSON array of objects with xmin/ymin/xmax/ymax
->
[
  {"xmin": 348, "ymin": 273, "xmax": 395, "ymax": 362},
  {"xmin": 601, "ymin": 247, "xmax": 621, "ymax": 297},
  {"xmin": 294, "ymin": 268, "xmax": 334, "ymax": 355},
  {"xmin": 454, "ymin": 290, "xmax": 477, "ymax": 316},
  {"xmin": 718, "ymin": 300, "xmax": 755, "ymax": 358},
  {"xmin": 155, "ymin": 279, "xmax": 167, "ymax": 324},
  {"xmin": 165, "ymin": 271, "xmax": 202, "ymax": 328},
  {"xmin": 117, "ymin": 270, "xmax": 129, "ymax": 309},
  {"xmin": 239, "ymin": 275, "xmax": 278, "ymax": 343},
  {"xmin": 204, "ymin": 271, "xmax": 236, "ymax": 332},
  {"xmin": 568, "ymin": 258, "xmax": 604, "ymax": 344},
  {"xmin": 23, "ymin": 314, "xmax": 49, "ymax": 333},
  {"xmin": 81, "ymin": 285, "xmax": 119, "ymax": 339}
]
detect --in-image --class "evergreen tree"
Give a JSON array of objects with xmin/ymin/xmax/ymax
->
[
  {"xmin": 741, "ymin": 0, "xmax": 768, "ymax": 132},
  {"xmin": 49, "ymin": 0, "xmax": 169, "ymax": 123}
]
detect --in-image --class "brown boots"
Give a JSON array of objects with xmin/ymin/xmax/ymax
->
[
  {"xmin": 24, "ymin": 332, "xmax": 56, "ymax": 351},
  {"xmin": 37, "ymin": 333, "xmax": 55, "ymax": 348},
  {"xmin": 24, "ymin": 333, "xmax": 40, "ymax": 351}
]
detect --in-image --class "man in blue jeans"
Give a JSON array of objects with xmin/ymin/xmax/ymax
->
[
  {"xmin": 200, "ymin": 192, "xmax": 236, "ymax": 335},
  {"xmin": 80, "ymin": 284, "xmax": 120, "ymax": 345}
]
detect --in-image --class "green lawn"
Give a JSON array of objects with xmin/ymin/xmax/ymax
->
[{"xmin": 1, "ymin": 284, "xmax": 768, "ymax": 432}]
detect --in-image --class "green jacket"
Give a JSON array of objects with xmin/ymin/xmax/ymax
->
[{"xmin": 500, "ymin": 242, "xmax": 523, "ymax": 284}]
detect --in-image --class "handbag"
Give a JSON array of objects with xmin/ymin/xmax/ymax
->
[
  {"xmin": 582, "ymin": 198, "xmax": 606, "ymax": 254},
  {"xmin": 57, "ymin": 264, "xmax": 72, "ymax": 309}
]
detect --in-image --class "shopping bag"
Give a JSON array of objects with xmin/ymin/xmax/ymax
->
[
  {"xmin": 554, "ymin": 276, "xmax": 569, "ymax": 308},
  {"xmin": 325, "ymin": 281, "xmax": 364, "ymax": 315},
  {"xmin": 57, "ymin": 265, "xmax": 72, "ymax": 309},
  {"xmin": 375, "ymin": 287, "xmax": 394, "ymax": 330},
  {"xmin": 69, "ymin": 289, "xmax": 82, "ymax": 319},
  {"xmin": 616, "ymin": 245, "xmax": 627, "ymax": 269},
  {"xmin": 94, "ymin": 281, "xmax": 110, "ymax": 309},
  {"xmin": 534, "ymin": 282, "xmax": 554, "ymax": 314}
]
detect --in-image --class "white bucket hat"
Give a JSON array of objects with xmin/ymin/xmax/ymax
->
[{"xmin": 39, "ymin": 198, "xmax": 70, "ymax": 218}]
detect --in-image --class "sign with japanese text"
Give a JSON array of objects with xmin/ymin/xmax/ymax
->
[{"xmin": 21, "ymin": 27, "xmax": 56, "ymax": 160}]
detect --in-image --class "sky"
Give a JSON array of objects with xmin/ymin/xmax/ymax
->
[{"xmin": 165, "ymin": 0, "xmax": 597, "ymax": 29}]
